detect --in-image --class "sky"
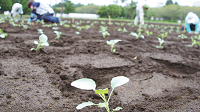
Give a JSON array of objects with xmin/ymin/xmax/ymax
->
[{"xmin": 35, "ymin": 0, "xmax": 199, "ymax": 7}]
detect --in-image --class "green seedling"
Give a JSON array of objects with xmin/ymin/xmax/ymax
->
[
  {"xmin": 157, "ymin": 32, "xmax": 168, "ymax": 40},
  {"xmin": 129, "ymin": 32, "xmax": 144, "ymax": 39},
  {"xmin": 101, "ymin": 21, "xmax": 106, "ymax": 24},
  {"xmin": 86, "ymin": 21, "xmax": 91, "ymax": 23},
  {"xmin": 178, "ymin": 34, "xmax": 187, "ymax": 39},
  {"xmin": 137, "ymin": 28, "xmax": 143, "ymax": 34},
  {"xmin": 38, "ymin": 29, "xmax": 43, "ymax": 34},
  {"xmin": 31, "ymin": 34, "xmax": 49, "ymax": 51},
  {"xmin": 106, "ymin": 39, "xmax": 121, "ymax": 52},
  {"xmin": 75, "ymin": 31, "xmax": 80, "ymax": 34},
  {"xmin": 52, "ymin": 23, "xmax": 58, "ymax": 26},
  {"xmin": 117, "ymin": 27, "xmax": 122, "ymax": 31},
  {"xmin": 99, "ymin": 25, "xmax": 108, "ymax": 32},
  {"xmin": 168, "ymin": 29, "xmax": 173, "ymax": 33},
  {"xmin": 102, "ymin": 31, "xmax": 110, "ymax": 38},
  {"xmin": 156, "ymin": 37, "xmax": 164, "ymax": 49},
  {"xmin": 54, "ymin": 31, "xmax": 62, "ymax": 39},
  {"xmin": 22, "ymin": 25, "xmax": 28, "ymax": 30},
  {"xmin": 0, "ymin": 29, "xmax": 7, "ymax": 38},
  {"xmin": 64, "ymin": 24, "xmax": 70, "ymax": 28},
  {"xmin": 122, "ymin": 27, "xmax": 128, "ymax": 32},
  {"xmin": 72, "ymin": 24, "xmax": 77, "ymax": 27},
  {"xmin": 82, "ymin": 25, "xmax": 90, "ymax": 29},
  {"xmin": 120, "ymin": 23, "xmax": 125, "ymax": 26},
  {"xmin": 115, "ymin": 22, "xmax": 120, "ymax": 25},
  {"xmin": 76, "ymin": 26, "xmax": 82, "ymax": 31},
  {"xmin": 145, "ymin": 31, "xmax": 153, "ymax": 36},
  {"xmin": 188, "ymin": 37, "xmax": 200, "ymax": 47},
  {"xmin": 71, "ymin": 76, "xmax": 129, "ymax": 112},
  {"xmin": 194, "ymin": 35, "xmax": 200, "ymax": 40},
  {"xmin": 52, "ymin": 27, "xmax": 59, "ymax": 31}
]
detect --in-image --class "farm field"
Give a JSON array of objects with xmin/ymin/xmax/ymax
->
[{"xmin": 0, "ymin": 17, "xmax": 200, "ymax": 112}]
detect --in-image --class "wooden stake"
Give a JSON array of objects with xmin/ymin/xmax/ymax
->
[
  {"xmin": 139, "ymin": 13, "xmax": 145, "ymax": 29},
  {"xmin": 109, "ymin": 15, "xmax": 111, "ymax": 25},
  {"xmin": 183, "ymin": 23, "xmax": 186, "ymax": 33},
  {"xmin": 72, "ymin": 18, "xmax": 74, "ymax": 23}
]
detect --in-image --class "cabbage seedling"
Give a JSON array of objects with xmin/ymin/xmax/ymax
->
[
  {"xmin": 156, "ymin": 37, "xmax": 164, "ymax": 49},
  {"xmin": 76, "ymin": 26, "xmax": 82, "ymax": 31},
  {"xmin": 188, "ymin": 37, "xmax": 200, "ymax": 47},
  {"xmin": 54, "ymin": 31, "xmax": 62, "ymax": 39},
  {"xmin": 38, "ymin": 29, "xmax": 43, "ymax": 34},
  {"xmin": 71, "ymin": 76, "xmax": 129, "ymax": 112},
  {"xmin": 22, "ymin": 25, "xmax": 28, "ymax": 30},
  {"xmin": 122, "ymin": 27, "xmax": 128, "ymax": 32},
  {"xmin": 178, "ymin": 34, "xmax": 187, "ymax": 39},
  {"xmin": 64, "ymin": 24, "xmax": 70, "ymax": 28},
  {"xmin": 102, "ymin": 31, "xmax": 110, "ymax": 38},
  {"xmin": 194, "ymin": 35, "xmax": 200, "ymax": 40},
  {"xmin": 75, "ymin": 31, "xmax": 80, "ymax": 34},
  {"xmin": 52, "ymin": 27, "xmax": 59, "ymax": 31},
  {"xmin": 31, "ymin": 34, "xmax": 49, "ymax": 51},
  {"xmin": 117, "ymin": 27, "xmax": 122, "ymax": 31},
  {"xmin": 106, "ymin": 39, "xmax": 121, "ymax": 52},
  {"xmin": 157, "ymin": 32, "xmax": 168, "ymax": 40},
  {"xmin": 145, "ymin": 31, "xmax": 153, "ymax": 36},
  {"xmin": 129, "ymin": 32, "xmax": 144, "ymax": 39},
  {"xmin": 0, "ymin": 29, "xmax": 8, "ymax": 38}
]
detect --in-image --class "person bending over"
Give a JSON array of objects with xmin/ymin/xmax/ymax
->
[
  {"xmin": 11, "ymin": 3, "xmax": 23, "ymax": 18},
  {"xmin": 27, "ymin": 1, "xmax": 60, "ymax": 23}
]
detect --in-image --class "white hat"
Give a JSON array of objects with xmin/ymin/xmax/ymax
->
[{"xmin": 186, "ymin": 12, "xmax": 198, "ymax": 24}]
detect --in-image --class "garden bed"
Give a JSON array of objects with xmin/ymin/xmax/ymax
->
[{"xmin": 0, "ymin": 18, "xmax": 200, "ymax": 112}]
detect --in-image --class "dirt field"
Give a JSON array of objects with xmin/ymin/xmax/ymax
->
[{"xmin": 0, "ymin": 18, "xmax": 200, "ymax": 112}]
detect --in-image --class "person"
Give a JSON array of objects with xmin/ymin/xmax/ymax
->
[
  {"xmin": 27, "ymin": 1, "xmax": 60, "ymax": 23},
  {"xmin": 183, "ymin": 12, "xmax": 200, "ymax": 34},
  {"xmin": 134, "ymin": 0, "xmax": 147, "ymax": 26},
  {"xmin": 11, "ymin": 3, "xmax": 23, "ymax": 18}
]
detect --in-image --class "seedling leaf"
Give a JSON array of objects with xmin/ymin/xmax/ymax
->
[
  {"xmin": 71, "ymin": 78, "xmax": 96, "ymax": 90},
  {"xmin": 95, "ymin": 88, "xmax": 109, "ymax": 94},
  {"xmin": 112, "ymin": 107, "xmax": 123, "ymax": 111},
  {"xmin": 111, "ymin": 76, "xmax": 129, "ymax": 89},
  {"xmin": 76, "ymin": 101, "xmax": 94, "ymax": 109}
]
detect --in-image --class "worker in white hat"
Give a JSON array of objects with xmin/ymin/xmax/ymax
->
[
  {"xmin": 184, "ymin": 12, "xmax": 200, "ymax": 34},
  {"xmin": 134, "ymin": 0, "xmax": 148, "ymax": 26},
  {"xmin": 11, "ymin": 3, "xmax": 23, "ymax": 18}
]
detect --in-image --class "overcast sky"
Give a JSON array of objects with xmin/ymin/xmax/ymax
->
[{"xmin": 35, "ymin": 0, "xmax": 198, "ymax": 7}]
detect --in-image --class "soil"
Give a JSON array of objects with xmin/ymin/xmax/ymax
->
[{"xmin": 0, "ymin": 18, "xmax": 200, "ymax": 112}]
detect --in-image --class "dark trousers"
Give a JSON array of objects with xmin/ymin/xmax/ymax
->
[{"xmin": 41, "ymin": 12, "xmax": 59, "ymax": 23}]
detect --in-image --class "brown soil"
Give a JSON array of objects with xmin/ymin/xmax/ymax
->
[{"xmin": 0, "ymin": 18, "xmax": 200, "ymax": 112}]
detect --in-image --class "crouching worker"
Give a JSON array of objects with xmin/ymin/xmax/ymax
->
[
  {"xmin": 182, "ymin": 12, "xmax": 200, "ymax": 34},
  {"xmin": 27, "ymin": 1, "xmax": 60, "ymax": 23},
  {"xmin": 11, "ymin": 3, "xmax": 23, "ymax": 18}
]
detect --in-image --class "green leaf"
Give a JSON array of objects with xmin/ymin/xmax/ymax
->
[
  {"xmin": 111, "ymin": 76, "xmax": 129, "ymax": 89},
  {"xmin": 97, "ymin": 102, "xmax": 107, "ymax": 108},
  {"xmin": 71, "ymin": 78, "xmax": 96, "ymax": 90},
  {"xmin": 112, "ymin": 107, "xmax": 123, "ymax": 111},
  {"xmin": 95, "ymin": 88, "xmax": 108, "ymax": 94},
  {"xmin": 76, "ymin": 101, "xmax": 94, "ymax": 109},
  {"xmin": 39, "ymin": 34, "xmax": 48, "ymax": 43}
]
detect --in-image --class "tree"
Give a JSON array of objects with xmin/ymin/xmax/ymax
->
[
  {"xmin": 75, "ymin": 5, "xmax": 100, "ymax": 14},
  {"xmin": 64, "ymin": 0, "xmax": 75, "ymax": 14},
  {"xmin": 107, "ymin": 5, "xmax": 122, "ymax": 18},
  {"xmin": 165, "ymin": 0, "xmax": 173, "ymax": 5},
  {"xmin": 0, "ymin": 0, "xmax": 12, "ymax": 12},
  {"xmin": 97, "ymin": 6, "xmax": 108, "ymax": 18},
  {"xmin": 175, "ymin": 1, "xmax": 179, "ymax": 5}
]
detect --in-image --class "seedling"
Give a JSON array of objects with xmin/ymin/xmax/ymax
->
[
  {"xmin": 75, "ymin": 31, "xmax": 80, "ymax": 34},
  {"xmin": 156, "ymin": 38, "xmax": 164, "ymax": 49},
  {"xmin": 38, "ymin": 29, "xmax": 43, "ymax": 34},
  {"xmin": 122, "ymin": 27, "xmax": 128, "ymax": 32},
  {"xmin": 54, "ymin": 31, "xmax": 62, "ymax": 39},
  {"xmin": 194, "ymin": 35, "xmax": 200, "ymax": 40},
  {"xmin": 129, "ymin": 32, "xmax": 144, "ymax": 39},
  {"xmin": 178, "ymin": 34, "xmax": 187, "ymax": 39},
  {"xmin": 0, "ymin": 29, "xmax": 8, "ymax": 38},
  {"xmin": 188, "ymin": 37, "xmax": 200, "ymax": 47},
  {"xmin": 22, "ymin": 25, "xmax": 28, "ymax": 30},
  {"xmin": 106, "ymin": 39, "xmax": 121, "ymax": 52},
  {"xmin": 82, "ymin": 25, "xmax": 90, "ymax": 29},
  {"xmin": 64, "ymin": 24, "xmax": 70, "ymax": 28},
  {"xmin": 31, "ymin": 34, "xmax": 49, "ymax": 51},
  {"xmin": 145, "ymin": 31, "xmax": 153, "ymax": 36},
  {"xmin": 117, "ymin": 27, "xmax": 122, "ymax": 31},
  {"xmin": 76, "ymin": 26, "xmax": 82, "ymax": 31},
  {"xmin": 71, "ymin": 76, "xmax": 129, "ymax": 112},
  {"xmin": 157, "ymin": 32, "xmax": 168, "ymax": 40},
  {"xmin": 101, "ymin": 21, "xmax": 106, "ymax": 24},
  {"xmin": 52, "ymin": 27, "xmax": 59, "ymax": 31},
  {"xmin": 52, "ymin": 23, "xmax": 58, "ymax": 26},
  {"xmin": 102, "ymin": 31, "xmax": 110, "ymax": 38},
  {"xmin": 137, "ymin": 28, "xmax": 143, "ymax": 34}
]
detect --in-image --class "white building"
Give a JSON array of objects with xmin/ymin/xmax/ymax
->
[
  {"xmin": 55, "ymin": 13, "xmax": 99, "ymax": 19},
  {"xmin": 156, "ymin": 2, "xmax": 165, "ymax": 7},
  {"xmin": 193, "ymin": 1, "xmax": 200, "ymax": 7}
]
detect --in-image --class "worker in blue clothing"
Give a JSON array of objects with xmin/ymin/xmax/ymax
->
[
  {"xmin": 27, "ymin": 1, "xmax": 60, "ymax": 23},
  {"xmin": 183, "ymin": 12, "xmax": 200, "ymax": 34}
]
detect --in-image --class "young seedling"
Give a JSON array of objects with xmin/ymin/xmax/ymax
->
[
  {"xmin": 178, "ymin": 34, "xmax": 187, "ymax": 39},
  {"xmin": 52, "ymin": 27, "xmax": 59, "ymax": 31},
  {"xmin": 156, "ymin": 37, "xmax": 164, "ymax": 49},
  {"xmin": 76, "ymin": 26, "xmax": 82, "ymax": 31},
  {"xmin": 102, "ymin": 31, "xmax": 110, "ymax": 38},
  {"xmin": 75, "ymin": 31, "xmax": 80, "ymax": 35},
  {"xmin": 106, "ymin": 39, "xmax": 121, "ymax": 52},
  {"xmin": 129, "ymin": 32, "xmax": 144, "ymax": 39},
  {"xmin": 157, "ymin": 32, "xmax": 168, "ymax": 40},
  {"xmin": 38, "ymin": 29, "xmax": 43, "ymax": 34},
  {"xmin": 188, "ymin": 37, "xmax": 200, "ymax": 47},
  {"xmin": 122, "ymin": 27, "xmax": 128, "ymax": 32},
  {"xmin": 117, "ymin": 27, "xmax": 122, "ymax": 31},
  {"xmin": 22, "ymin": 25, "xmax": 28, "ymax": 30},
  {"xmin": 194, "ymin": 35, "xmax": 200, "ymax": 40},
  {"xmin": 64, "ymin": 24, "xmax": 70, "ymax": 28},
  {"xmin": 71, "ymin": 76, "xmax": 129, "ymax": 112},
  {"xmin": 145, "ymin": 31, "xmax": 153, "ymax": 36},
  {"xmin": 82, "ymin": 25, "xmax": 90, "ymax": 30},
  {"xmin": 54, "ymin": 31, "xmax": 62, "ymax": 39},
  {"xmin": 0, "ymin": 29, "xmax": 8, "ymax": 38},
  {"xmin": 31, "ymin": 34, "xmax": 49, "ymax": 51}
]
